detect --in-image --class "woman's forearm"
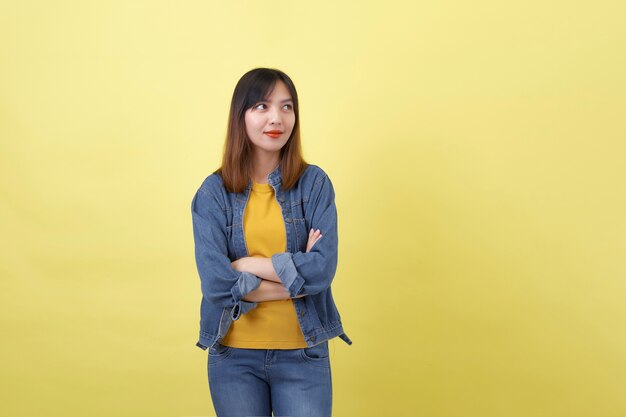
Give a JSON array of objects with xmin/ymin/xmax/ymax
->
[
  {"xmin": 242, "ymin": 279, "xmax": 290, "ymax": 302},
  {"xmin": 234, "ymin": 256, "xmax": 306, "ymax": 301},
  {"xmin": 241, "ymin": 256, "xmax": 282, "ymax": 283}
]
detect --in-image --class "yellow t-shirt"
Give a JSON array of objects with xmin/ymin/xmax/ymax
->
[{"xmin": 220, "ymin": 180, "xmax": 308, "ymax": 349}]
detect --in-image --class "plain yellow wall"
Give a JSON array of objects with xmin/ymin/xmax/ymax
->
[{"xmin": 1, "ymin": 1, "xmax": 625, "ymax": 416}]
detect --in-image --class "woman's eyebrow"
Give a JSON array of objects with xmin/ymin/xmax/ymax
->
[{"xmin": 260, "ymin": 98, "xmax": 293, "ymax": 103}]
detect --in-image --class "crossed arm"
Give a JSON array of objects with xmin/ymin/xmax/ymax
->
[{"xmin": 234, "ymin": 228, "xmax": 322, "ymax": 302}]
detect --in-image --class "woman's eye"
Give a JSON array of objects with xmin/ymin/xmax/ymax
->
[{"xmin": 253, "ymin": 103, "xmax": 292, "ymax": 110}]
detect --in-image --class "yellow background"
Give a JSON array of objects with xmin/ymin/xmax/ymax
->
[{"xmin": 1, "ymin": 1, "xmax": 625, "ymax": 416}]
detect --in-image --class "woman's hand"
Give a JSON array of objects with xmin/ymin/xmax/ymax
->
[{"xmin": 306, "ymin": 228, "xmax": 322, "ymax": 253}]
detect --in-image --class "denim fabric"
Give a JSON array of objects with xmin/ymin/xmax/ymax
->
[
  {"xmin": 207, "ymin": 341, "xmax": 332, "ymax": 417},
  {"xmin": 191, "ymin": 164, "xmax": 353, "ymax": 351}
]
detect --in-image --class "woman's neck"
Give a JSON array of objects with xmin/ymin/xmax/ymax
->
[{"xmin": 251, "ymin": 160, "xmax": 280, "ymax": 184}]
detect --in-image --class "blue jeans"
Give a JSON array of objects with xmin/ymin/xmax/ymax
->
[{"xmin": 207, "ymin": 340, "xmax": 332, "ymax": 417}]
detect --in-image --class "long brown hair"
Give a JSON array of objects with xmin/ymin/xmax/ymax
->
[{"xmin": 214, "ymin": 68, "xmax": 309, "ymax": 193}]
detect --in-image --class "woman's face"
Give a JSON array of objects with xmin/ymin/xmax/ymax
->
[{"xmin": 244, "ymin": 80, "xmax": 295, "ymax": 157}]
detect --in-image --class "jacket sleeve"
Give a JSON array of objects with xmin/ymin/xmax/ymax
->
[
  {"xmin": 191, "ymin": 187, "xmax": 262, "ymax": 320},
  {"xmin": 271, "ymin": 173, "xmax": 338, "ymax": 297}
]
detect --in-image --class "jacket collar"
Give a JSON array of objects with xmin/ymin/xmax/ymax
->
[
  {"xmin": 245, "ymin": 163, "xmax": 282, "ymax": 191},
  {"xmin": 267, "ymin": 163, "xmax": 282, "ymax": 186}
]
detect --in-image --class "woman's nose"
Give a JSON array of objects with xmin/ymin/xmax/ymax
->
[{"xmin": 268, "ymin": 106, "xmax": 282, "ymax": 124}]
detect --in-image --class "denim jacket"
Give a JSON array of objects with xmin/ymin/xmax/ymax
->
[{"xmin": 191, "ymin": 163, "xmax": 352, "ymax": 350}]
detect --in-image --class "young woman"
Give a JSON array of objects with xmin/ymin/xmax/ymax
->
[{"xmin": 191, "ymin": 67, "xmax": 352, "ymax": 417}]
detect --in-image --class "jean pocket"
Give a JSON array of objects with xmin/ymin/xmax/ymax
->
[
  {"xmin": 208, "ymin": 342, "xmax": 233, "ymax": 366},
  {"xmin": 300, "ymin": 341, "xmax": 330, "ymax": 367}
]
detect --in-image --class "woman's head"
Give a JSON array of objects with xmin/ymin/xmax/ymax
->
[
  {"xmin": 243, "ymin": 76, "xmax": 295, "ymax": 159},
  {"xmin": 217, "ymin": 68, "xmax": 308, "ymax": 193}
]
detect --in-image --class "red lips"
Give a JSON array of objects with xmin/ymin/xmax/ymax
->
[{"xmin": 264, "ymin": 130, "xmax": 283, "ymax": 138}]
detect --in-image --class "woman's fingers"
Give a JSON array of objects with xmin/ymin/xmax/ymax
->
[
  {"xmin": 306, "ymin": 228, "xmax": 323, "ymax": 253},
  {"xmin": 309, "ymin": 229, "xmax": 322, "ymax": 243}
]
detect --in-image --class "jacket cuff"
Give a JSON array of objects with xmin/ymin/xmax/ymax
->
[
  {"xmin": 230, "ymin": 271, "xmax": 261, "ymax": 320},
  {"xmin": 271, "ymin": 252, "xmax": 306, "ymax": 298},
  {"xmin": 230, "ymin": 300, "xmax": 258, "ymax": 320}
]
